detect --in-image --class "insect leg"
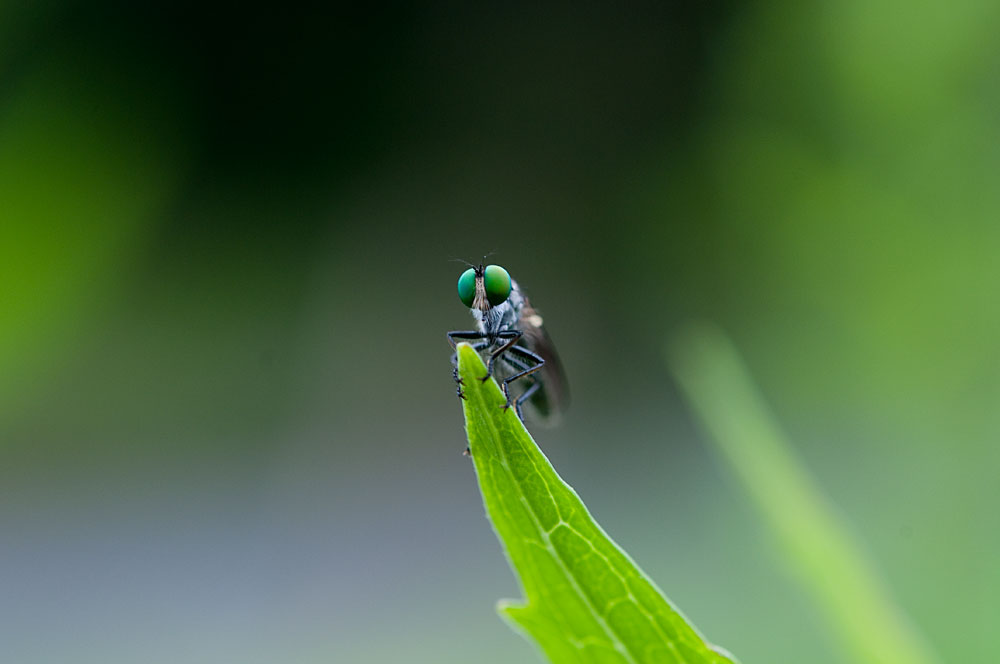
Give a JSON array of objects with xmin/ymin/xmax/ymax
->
[
  {"xmin": 501, "ymin": 345, "xmax": 542, "ymax": 420},
  {"xmin": 447, "ymin": 330, "xmax": 487, "ymax": 348},
  {"xmin": 514, "ymin": 380, "xmax": 541, "ymax": 421},
  {"xmin": 448, "ymin": 331, "xmax": 488, "ymax": 399},
  {"xmin": 495, "ymin": 343, "xmax": 546, "ymax": 411},
  {"xmin": 482, "ymin": 330, "xmax": 522, "ymax": 382},
  {"xmin": 449, "ymin": 333, "xmax": 491, "ymax": 457},
  {"xmin": 450, "ymin": 340, "xmax": 489, "ymax": 392}
]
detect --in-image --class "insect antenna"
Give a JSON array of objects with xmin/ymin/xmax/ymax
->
[{"xmin": 449, "ymin": 257, "xmax": 478, "ymax": 269}]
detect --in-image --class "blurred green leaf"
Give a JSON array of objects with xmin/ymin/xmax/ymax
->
[
  {"xmin": 0, "ymin": 52, "xmax": 184, "ymax": 419},
  {"xmin": 457, "ymin": 343, "xmax": 736, "ymax": 664},
  {"xmin": 667, "ymin": 323, "xmax": 940, "ymax": 664}
]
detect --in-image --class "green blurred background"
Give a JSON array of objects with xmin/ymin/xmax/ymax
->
[{"xmin": 1, "ymin": 2, "xmax": 997, "ymax": 663}]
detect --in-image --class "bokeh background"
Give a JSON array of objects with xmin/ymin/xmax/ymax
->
[{"xmin": 2, "ymin": 3, "xmax": 997, "ymax": 663}]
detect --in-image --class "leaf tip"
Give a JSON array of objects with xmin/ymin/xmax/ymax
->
[{"xmin": 456, "ymin": 342, "xmax": 485, "ymax": 378}]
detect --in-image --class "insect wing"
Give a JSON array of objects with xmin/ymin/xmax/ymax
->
[{"xmin": 518, "ymin": 302, "xmax": 568, "ymax": 424}]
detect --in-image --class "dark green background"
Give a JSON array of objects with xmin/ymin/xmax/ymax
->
[{"xmin": 2, "ymin": 3, "xmax": 997, "ymax": 662}]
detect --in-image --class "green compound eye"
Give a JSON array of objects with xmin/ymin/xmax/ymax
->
[
  {"xmin": 457, "ymin": 268, "xmax": 476, "ymax": 307},
  {"xmin": 484, "ymin": 264, "xmax": 512, "ymax": 306}
]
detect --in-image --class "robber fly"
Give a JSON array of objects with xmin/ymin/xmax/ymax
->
[{"xmin": 447, "ymin": 262, "xmax": 568, "ymax": 425}]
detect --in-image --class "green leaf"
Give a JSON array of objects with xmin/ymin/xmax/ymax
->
[{"xmin": 456, "ymin": 343, "xmax": 737, "ymax": 664}]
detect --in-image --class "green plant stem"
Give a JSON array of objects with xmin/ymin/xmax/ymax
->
[{"xmin": 667, "ymin": 323, "xmax": 939, "ymax": 664}]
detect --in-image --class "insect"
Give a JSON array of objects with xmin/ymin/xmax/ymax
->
[{"xmin": 447, "ymin": 262, "xmax": 567, "ymax": 425}]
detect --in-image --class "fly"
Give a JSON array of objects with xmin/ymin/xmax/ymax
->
[{"xmin": 447, "ymin": 262, "xmax": 568, "ymax": 426}]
